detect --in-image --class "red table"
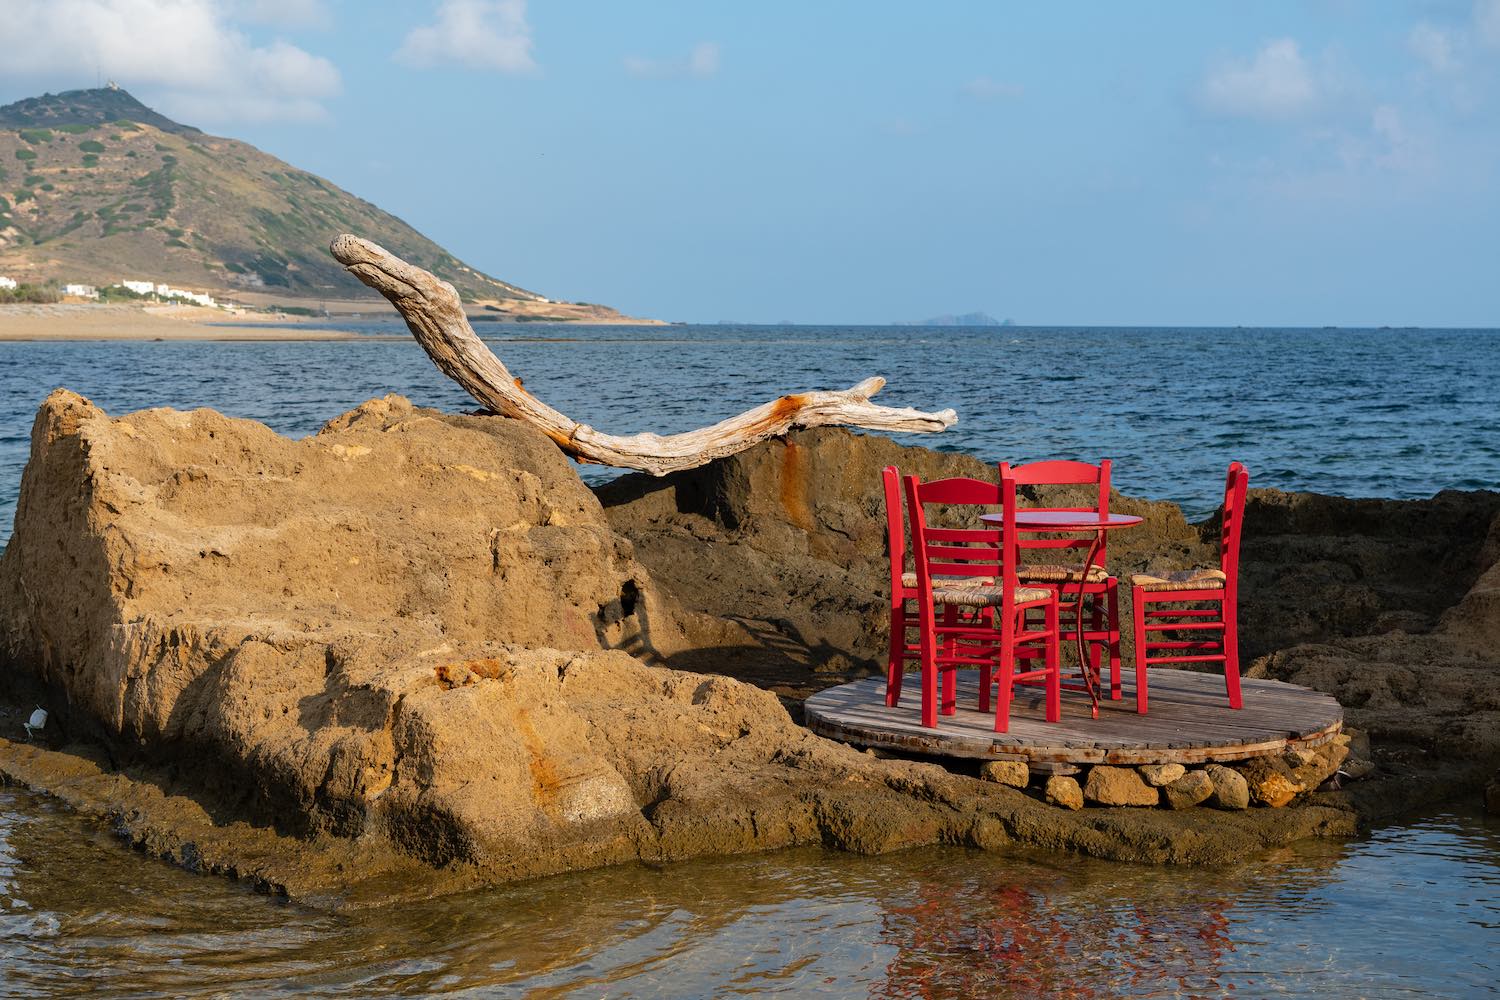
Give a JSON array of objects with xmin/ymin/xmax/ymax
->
[{"xmin": 980, "ymin": 510, "xmax": 1143, "ymax": 717}]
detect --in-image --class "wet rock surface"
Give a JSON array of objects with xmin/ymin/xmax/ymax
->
[{"xmin": 0, "ymin": 398, "xmax": 1496, "ymax": 905}]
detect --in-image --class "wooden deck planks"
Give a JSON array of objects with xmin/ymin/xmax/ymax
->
[{"xmin": 804, "ymin": 668, "xmax": 1342, "ymax": 765}]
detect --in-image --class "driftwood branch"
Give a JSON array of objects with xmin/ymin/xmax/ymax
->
[{"xmin": 329, "ymin": 234, "xmax": 958, "ymax": 475}]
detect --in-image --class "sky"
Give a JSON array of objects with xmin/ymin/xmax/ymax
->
[{"xmin": 2, "ymin": 0, "xmax": 1498, "ymax": 326}]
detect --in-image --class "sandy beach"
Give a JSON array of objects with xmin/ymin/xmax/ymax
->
[{"xmin": 0, "ymin": 303, "xmax": 357, "ymax": 341}]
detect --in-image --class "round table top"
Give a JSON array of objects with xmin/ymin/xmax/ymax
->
[{"xmin": 979, "ymin": 510, "xmax": 1144, "ymax": 531}]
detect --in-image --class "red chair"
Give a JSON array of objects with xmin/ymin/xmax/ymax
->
[
  {"xmin": 1129, "ymin": 462, "xmax": 1249, "ymax": 713},
  {"xmin": 881, "ymin": 465, "xmax": 919, "ymax": 707},
  {"xmin": 999, "ymin": 459, "xmax": 1122, "ymax": 701},
  {"xmin": 882, "ymin": 464, "xmax": 998, "ymax": 708},
  {"xmin": 904, "ymin": 473, "xmax": 1062, "ymax": 731}
]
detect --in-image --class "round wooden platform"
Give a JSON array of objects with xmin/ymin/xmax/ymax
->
[{"xmin": 804, "ymin": 669, "xmax": 1342, "ymax": 766}]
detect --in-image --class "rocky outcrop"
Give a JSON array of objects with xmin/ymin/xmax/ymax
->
[
  {"xmin": 1, "ymin": 392, "xmax": 1380, "ymax": 904},
  {"xmin": 599, "ymin": 428, "xmax": 1500, "ymax": 700},
  {"xmin": 597, "ymin": 428, "xmax": 1205, "ymax": 694}
]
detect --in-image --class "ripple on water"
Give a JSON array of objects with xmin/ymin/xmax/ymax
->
[{"xmin": 1, "ymin": 784, "xmax": 1497, "ymax": 997}]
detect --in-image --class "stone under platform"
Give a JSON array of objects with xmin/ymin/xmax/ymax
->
[{"xmin": 805, "ymin": 668, "xmax": 1343, "ymax": 769}]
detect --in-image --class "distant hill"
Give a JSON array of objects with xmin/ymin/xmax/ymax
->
[
  {"xmin": 0, "ymin": 87, "xmax": 559, "ymax": 305},
  {"xmin": 903, "ymin": 312, "xmax": 1013, "ymax": 327}
]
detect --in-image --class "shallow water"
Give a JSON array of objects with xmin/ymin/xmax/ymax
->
[
  {"xmin": 1, "ymin": 324, "xmax": 1498, "ymax": 543},
  {"xmin": 0, "ymin": 784, "xmax": 1495, "ymax": 998}
]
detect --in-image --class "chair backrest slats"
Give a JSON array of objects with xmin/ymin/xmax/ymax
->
[
  {"xmin": 904, "ymin": 474, "xmax": 1022, "ymax": 602},
  {"xmin": 1219, "ymin": 462, "xmax": 1250, "ymax": 589},
  {"xmin": 881, "ymin": 466, "xmax": 905, "ymax": 600},
  {"xmin": 998, "ymin": 458, "xmax": 1112, "ymax": 564}
]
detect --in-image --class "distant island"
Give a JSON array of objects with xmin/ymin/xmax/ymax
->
[{"xmin": 901, "ymin": 312, "xmax": 1014, "ymax": 327}]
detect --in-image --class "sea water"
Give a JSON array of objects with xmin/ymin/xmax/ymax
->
[
  {"xmin": 0, "ymin": 324, "xmax": 1498, "ymax": 996},
  {"xmin": 1, "ymin": 324, "xmax": 1497, "ymax": 543}
]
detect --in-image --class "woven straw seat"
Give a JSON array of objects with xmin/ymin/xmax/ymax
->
[
  {"xmin": 1129, "ymin": 568, "xmax": 1227, "ymax": 592},
  {"xmin": 1016, "ymin": 563, "xmax": 1110, "ymax": 584},
  {"xmin": 901, "ymin": 572, "xmax": 995, "ymax": 588},
  {"xmin": 930, "ymin": 582, "xmax": 1052, "ymax": 608}
]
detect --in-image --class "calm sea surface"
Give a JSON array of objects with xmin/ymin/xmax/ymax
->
[
  {"xmin": 0, "ymin": 323, "xmax": 1498, "ymax": 996},
  {"xmin": 1, "ymin": 324, "xmax": 1498, "ymax": 542}
]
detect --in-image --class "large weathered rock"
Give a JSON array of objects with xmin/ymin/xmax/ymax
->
[
  {"xmin": 1251, "ymin": 514, "xmax": 1500, "ymax": 768},
  {"xmin": 979, "ymin": 760, "xmax": 1029, "ymax": 788},
  {"xmin": 1084, "ymin": 765, "xmax": 1160, "ymax": 807},
  {"xmin": 1163, "ymin": 770, "xmax": 1214, "ymax": 810},
  {"xmin": 1205, "ymin": 764, "xmax": 1250, "ymax": 810},
  {"xmin": 1044, "ymin": 775, "xmax": 1083, "ymax": 811},
  {"xmin": 1236, "ymin": 757, "xmax": 1303, "ymax": 808},
  {"xmin": 0, "ymin": 392, "xmax": 1372, "ymax": 901},
  {"xmin": 1139, "ymin": 763, "xmax": 1185, "ymax": 787}
]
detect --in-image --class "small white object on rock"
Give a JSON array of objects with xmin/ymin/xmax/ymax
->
[{"xmin": 23, "ymin": 707, "xmax": 47, "ymax": 740}]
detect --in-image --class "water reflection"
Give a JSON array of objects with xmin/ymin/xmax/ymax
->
[{"xmin": 1, "ymin": 784, "xmax": 1495, "ymax": 997}]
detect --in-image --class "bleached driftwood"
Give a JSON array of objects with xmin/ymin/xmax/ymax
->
[{"xmin": 329, "ymin": 234, "xmax": 957, "ymax": 475}]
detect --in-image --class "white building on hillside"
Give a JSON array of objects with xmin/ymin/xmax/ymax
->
[
  {"xmin": 64, "ymin": 284, "xmax": 99, "ymax": 299},
  {"xmin": 122, "ymin": 280, "xmax": 155, "ymax": 295},
  {"xmin": 0, "ymin": 276, "xmax": 17, "ymax": 290}
]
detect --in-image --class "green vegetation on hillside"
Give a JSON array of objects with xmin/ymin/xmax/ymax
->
[{"xmin": 0, "ymin": 88, "xmax": 545, "ymax": 303}]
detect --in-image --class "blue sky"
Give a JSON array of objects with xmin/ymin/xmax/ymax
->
[{"xmin": 3, "ymin": 1, "xmax": 1499, "ymax": 325}]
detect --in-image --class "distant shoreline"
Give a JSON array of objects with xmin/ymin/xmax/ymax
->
[{"xmin": 0, "ymin": 303, "xmax": 356, "ymax": 342}]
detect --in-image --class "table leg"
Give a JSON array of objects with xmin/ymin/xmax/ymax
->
[{"xmin": 1069, "ymin": 530, "xmax": 1106, "ymax": 719}]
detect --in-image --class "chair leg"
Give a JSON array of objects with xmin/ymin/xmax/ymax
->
[
  {"xmin": 920, "ymin": 643, "xmax": 938, "ymax": 729},
  {"xmin": 1223, "ymin": 598, "xmax": 1243, "ymax": 710},
  {"xmin": 1132, "ymin": 588, "xmax": 1148, "ymax": 714},
  {"xmin": 993, "ymin": 624, "xmax": 1015, "ymax": 733},
  {"xmin": 1044, "ymin": 599, "xmax": 1061, "ymax": 724},
  {"xmin": 940, "ymin": 605, "xmax": 958, "ymax": 716},
  {"xmin": 978, "ymin": 609, "xmax": 992, "ymax": 714},
  {"xmin": 885, "ymin": 605, "xmax": 905, "ymax": 707},
  {"xmin": 1107, "ymin": 584, "xmax": 1122, "ymax": 700}
]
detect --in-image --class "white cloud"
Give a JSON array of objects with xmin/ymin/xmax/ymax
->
[
  {"xmin": 0, "ymin": 0, "xmax": 341, "ymax": 123},
  {"xmin": 961, "ymin": 76, "xmax": 1023, "ymax": 101},
  {"xmin": 397, "ymin": 0, "xmax": 537, "ymax": 74},
  {"xmin": 1198, "ymin": 38, "xmax": 1318, "ymax": 120},
  {"xmin": 1409, "ymin": 23, "xmax": 1459, "ymax": 74},
  {"xmin": 624, "ymin": 42, "xmax": 720, "ymax": 79}
]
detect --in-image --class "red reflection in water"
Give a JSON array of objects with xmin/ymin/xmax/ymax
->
[{"xmin": 872, "ymin": 876, "xmax": 1237, "ymax": 999}]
